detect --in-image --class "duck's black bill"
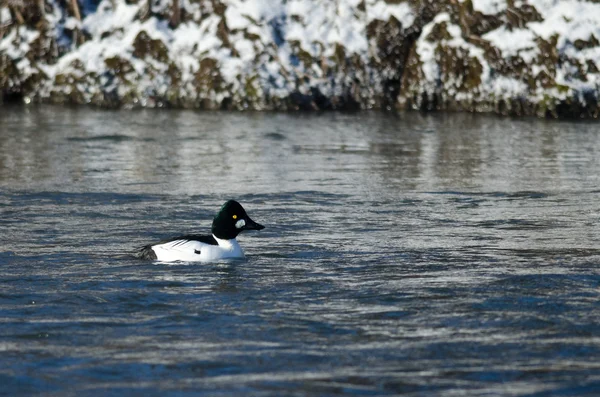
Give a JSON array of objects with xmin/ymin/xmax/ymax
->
[{"xmin": 244, "ymin": 217, "xmax": 265, "ymax": 231}]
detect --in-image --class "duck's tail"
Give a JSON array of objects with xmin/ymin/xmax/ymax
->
[{"xmin": 137, "ymin": 244, "xmax": 157, "ymax": 260}]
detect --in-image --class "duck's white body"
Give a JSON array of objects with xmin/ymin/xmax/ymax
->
[
  {"xmin": 150, "ymin": 235, "xmax": 245, "ymax": 262},
  {"xmin": 139, "ymin": 200, "xmax": 264, "ymax": 263}
]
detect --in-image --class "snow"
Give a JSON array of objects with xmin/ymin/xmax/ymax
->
[
  {"xmin": 84, "ymin": 2, "xmax": 139, "ymax": 37},
  {"xmin": 64, "ymin": 17, "xmax": 82, "ymax": 31},
  {"xmin": 1, "ymin": 0, "xmax": 599, "ymax": 112},
  {"xmin": 367, "ymin": 0, "xmax": 415, "ymax": 28},
  {"xmin": 417, "ymin": 13, "xmax": 489, "ymax": 91},
  {"xmin": 529, "ymin": 0, "xmax": 600, "ymax": 52},
  {"xmin": 416, "ymin": 15, "xmax": 442, "ymax": 84},
  {"xmin": 0, "ymin": 28, "xmax": 39, "ymax": 64},
  {"xmin": 490, "ymin": 76, "xmax": 528, "ymax": 97},
  {"xmin": 0, "ymin": 0, "xmax": 415, "ymax": 104},
  {"xmin": 471, "ymin": 0, "xmax": 507, "ymax": 15},
  {"xmin": 1, "ymin": 6, "xmax": 11, "ymax": 24},
  {"xmin": 483, "ymin": 0, "xmax": 600, "ymax": 92},
  {"xmin": 224, "ymin": 7, "xmax": 251, "ymax": 30},
  {"xmin": 483, "ymin": 27, "xmax": 538, "ymax": 63},
  {"xmin": 285, "ymin": 2, "xmax": 370, "ymax": 57},
  {"xmin": 226, "ymin": 0, "xmax": 285, "ymax": 26},
  {"xmin": 413, "ymin": 0, "xmax": 599, "ymax": 106}
]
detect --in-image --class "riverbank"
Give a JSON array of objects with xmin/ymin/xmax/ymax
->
[{"xmin": 1, "ymin": 0, "xmax": 599, "ymax": 118}]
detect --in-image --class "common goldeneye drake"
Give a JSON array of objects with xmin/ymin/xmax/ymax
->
[{"xmin": 139, "ymin": 200, "xmax": 264, "ymax": 262}]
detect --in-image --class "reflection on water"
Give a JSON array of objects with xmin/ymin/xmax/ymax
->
[
  {"xmin": 1, "ymin": 106, "xmax": 600, "ymax": 396},
  {"xmin": 2, "ymin": 106, "xmax": 600, "ymax": 195}
]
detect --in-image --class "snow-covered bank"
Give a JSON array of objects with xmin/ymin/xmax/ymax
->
[{"xmin": 1, "ymin": 0, "xmax": 599, "ymax": 117}]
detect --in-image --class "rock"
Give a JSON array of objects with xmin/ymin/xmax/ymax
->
[{"xmin": 0, "ymin": 0, "xmax": 599, "ymax": 117}]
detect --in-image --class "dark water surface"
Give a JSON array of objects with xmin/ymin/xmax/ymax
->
[{"xmin": 1, "ymin": 106, "xmax": 600, "ymax": 396}]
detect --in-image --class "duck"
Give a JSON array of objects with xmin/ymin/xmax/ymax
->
[{"xmin": 138, "ymin": 200, "xmax": 264, "ymax": 262}]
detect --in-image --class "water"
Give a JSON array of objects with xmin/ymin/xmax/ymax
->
[{"xmin": 1, "ymin": 106, "xmax": 600, "ymax": 396}]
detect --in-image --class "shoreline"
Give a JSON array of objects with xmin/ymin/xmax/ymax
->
[{"xmin": 2, "ymin": 0, "xmax": 599, "ymax": 119}]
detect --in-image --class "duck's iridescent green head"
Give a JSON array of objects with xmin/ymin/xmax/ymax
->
[{"xmin": 211, "ymin": 200, "xmax": 264, "ymax": 240}]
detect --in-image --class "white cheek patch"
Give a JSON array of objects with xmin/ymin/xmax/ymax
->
[{"xmin": 235, "ymin": 219, "xmax": 246, "ymax": 229}]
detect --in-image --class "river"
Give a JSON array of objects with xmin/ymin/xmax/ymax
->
[{"xmin": 1, "ymin": 106, "xmax": 600, "ymax": 395}]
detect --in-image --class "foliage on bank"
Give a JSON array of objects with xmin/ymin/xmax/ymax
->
[{"xmin": 1, "ymin": 0, "xmax": 599, "ymax": 117}]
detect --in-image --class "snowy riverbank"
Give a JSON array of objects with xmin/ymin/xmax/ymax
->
[{"xmin": 1, "ymin": 0, "xmax": 600, "ymax": 117}]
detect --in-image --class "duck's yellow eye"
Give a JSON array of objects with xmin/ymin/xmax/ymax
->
[{"xmin": 232, "ymin": 215, "xmax": 237, "ymax": 219}]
